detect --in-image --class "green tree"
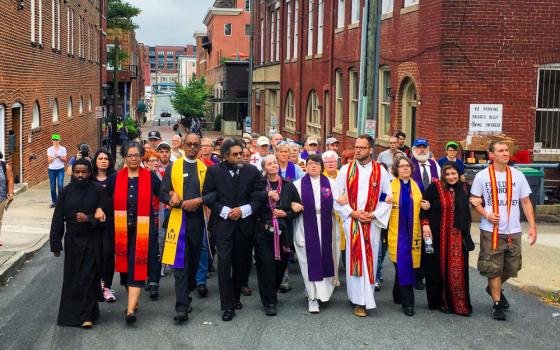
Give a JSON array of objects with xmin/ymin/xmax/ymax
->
[
  {"xmin": 171, "ymin": 78, "xmax": 210, "ymax": 120},
  {"xmin": 107, "ymin": 0, "xmax": 140, "ymax": 156}
]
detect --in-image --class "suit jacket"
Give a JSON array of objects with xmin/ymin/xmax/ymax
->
[{"xmin": 202, "ymin": 162, "xmax": 264, "ymax": 237}]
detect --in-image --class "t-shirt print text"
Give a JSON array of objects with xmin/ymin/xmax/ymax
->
[{"xmin": 483, "ymin": 181, "xmax": 519, "ymax": 207}]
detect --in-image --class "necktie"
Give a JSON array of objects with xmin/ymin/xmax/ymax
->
[{"xmin": 422, "ymin": 164, "xmax": 430, "ymax": 190}]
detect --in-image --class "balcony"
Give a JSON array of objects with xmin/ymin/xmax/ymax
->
[
  {"xmin": 201, "ymin": 36, "xmax": 212, "ymax": 52},
  {"xmin": 105, "ymin": 65, "xmax": 139, "ymax": 83}
]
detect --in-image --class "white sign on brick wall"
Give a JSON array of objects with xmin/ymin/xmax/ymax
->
[{"xmin": 469, "ymin": 104, "xmax": 503, "ymax": 132}]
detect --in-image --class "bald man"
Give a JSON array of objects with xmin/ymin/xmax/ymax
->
[{"xmin": 170, "ymin": 134, "xmax": 185, "ymax": 162}]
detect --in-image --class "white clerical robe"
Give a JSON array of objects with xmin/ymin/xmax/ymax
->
[
  {"xmin": 293, "ymin": 176, "xmax": 338, "ymax": 302},
  {"xmin": 335, "ymin": 161, "xmax": 392, "ymax": 310}
]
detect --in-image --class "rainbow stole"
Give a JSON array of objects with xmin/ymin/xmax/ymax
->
[
  {"xmin": 346, "ymin": 161, "xmax": 381, "ymax": 285},
  {"xmin": 488, "ymin": 165, "xmax": 512, "ymax": 250},
  {"xmin": 161, "ymin": 159, "xmax": 207, "ymax": 267},
  {"xmin": 114, "ymin": 167, "xmax": 151, "ymax": 281}
]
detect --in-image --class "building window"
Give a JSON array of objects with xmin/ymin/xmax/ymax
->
[
  {"xmin": 31, "ymin": 0, "xmax": 43, "ymax": 44},
  {"xmin": 335, "ymin": 69, "xmax": 343, "ymax": 130},
  {"xmin": 52, "ymin": 0, "xmax": 59, "ymax": 49},
  {"xmin": 260, "ymin": 19, "xmax": 264, "ymax": 63},
  {"xmin": 307, "ymin": 0, "xmax": 314, "ymax": 56},
  {"xmin": 351, "ymin": 0, "xmax": 360, "ymax": 23},
  {"xmin": 32, "ymin": 101, "xmax": 41, "ymax": 129},
  {"xmin": 378, "ymin": 67, "xmax": 391, "ymax": 137},
  {"xmin": 535, "ymin": 64, "xmax": 560, "ymax": 153},
  {"xmin": 294, "ymin": 0, "xmax": 299, "ymax": 59},
  {"xmin": 31, "ymin": 0, "xmax": 35, "ymax": 42},
  {"xmin": 285, "ymin": 90, "xmax": 296, "ymax": 130},
  {"xmin": 0, "ymin": 105, "xmax": 4, "ymax": 156},
  {"xmin": 245, "ymin": 0, "xmax": 251, "ymax": 11},
  {"xmin": 79, "ymin": 96, "xmax": 84, "ymax": 114},
  {"xmin": 52, "ymin": 98, "xmax": 59, "ymax": 122},
  {"xmin": 78, "ymin": 15, "xmax": 82, "ymax": 57},
  {"xmin": 286, "ymin": 0, "xmax": 292, "ymax": 60},
  {"xmin": 270, "ymin": 11, "xmax": 276, "ymax": 62},
  {"xmin": 404, "ymin": 0, "xmax": 419, "ymax": 7},
  {"xmin": 224, "ymin": 23, "xmax": 232, "ymax": 36},
  {"xmin": 382, "ymin": 0, "xmax": 394, "ymax": 14},
  {"xmin": 349, "ymin": 69, "xmax": 359, "ymax": 132},
  {"xmin": 245, "ymin": 24, "xmax": 251, "ymax": 36},
  {"xmin": 306, "ymin": 91, "xmax": 320, "ymax": 136},
  {"xmin": 89, "ymin": 95, "xmax": 93, "ymax": 112},
  {"xmin": 337, "ymin": 0, "xmax": 345, "ymax": 29},
  {"xmin": 68, "ymin": 97, "xmax": 73, "ymax": 117},
  {"xmin": 317, "ymin": 0, "xmax": 324, "ymax": 54},
  {"xmin": 276, "ymin": 5, "xmax": 280, "ymax": 61}
]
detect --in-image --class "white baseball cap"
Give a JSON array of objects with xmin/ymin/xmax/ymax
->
[{"xmin": 257, "ymin": 136, "xmax": 270, "ymax": 146}]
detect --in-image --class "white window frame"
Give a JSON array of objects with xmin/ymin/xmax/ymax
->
[
  {"xmin": 57, "ymin": 0, "xmax": 60, "ymax": 50},
  {"xmin": 306, "ymin": 91, "xmax": 321, "ymax": 136},
  {"xmin": 404, "ymin": 0, "xmax": 419, "ymax": 7},
  {"xmin": 378, "ymin": 67, "xmax": 391, "ymax": 138},
  {"xmin": 52, "ymin": 0, "xmax": 56, "ymax": 48},
  {"xmin": 337, "ymin": 0, "xmax": 345, "ymax": 29},
  {"xmin": 32, "ymin": 101, "xmax": 41, "ymax": 129},
  {"xmin": 66, "ymin": 6, "xmax": 70, "ymax": 53},
  {"xmin": 382, "ymin": 0, "xmax": 394, "ymax": 15},
  {"xmin": 270, "ymin": 11, "xmax": 275, "ymax": 62},
  {"xmin": 351, "ymin": 0, "xmax": 360, "ymax": 23},
  {"xmin": 79, "ymin": 96, "xmax": 84, "ymax": 114},
  {"xmin": 286, "ymin": 0, "xmax": 292, "ymax": 60},
  {"xmin": 260, "ymin": 19, "xmax": 264, "ymax": 63},
  {"xmin": 89, "ymin": 95, "xmax": 93, "ymax": 111},
  {"xmin": 224, "ymin": 23, "xmax": 232, "ymax": 36},
  {"xmin": 71, "ymin": 10, "xmax": 74, "ymax": 54},
  {"xmin": 38, "ymin": 0, "xmax": 43, "ymax": 44},
  {"xmin": 52, "ymin": 98, "xmax": 59, "ymax": 122},
  {"xmin": 31, "ymin": 0, "xmax": 36, "ymax": 42},
  {"xmin": 68, "ymin": 97, "xmax": 73, "ymax": 117},
  {"xmin": 275, "ymin": 4, "xmax": 280, "ymax": 61},
  {"xmin": 294, "ymin": 1, "xmax": 299, "ymax": 59},
  {"xmin": 317, "ymin": 0, "xmax": 324, "ymax": 54},
  {"xmin": 307, "ymin": 0, "xmax": 313, "ymax": 57},
  {"xmin": 335, "ymin": 69, "xmax": 343, "ymax": 131},
  {"xmin": 349, "ymin": 69, "xmax": 359, "ymax": 132},
  {"xmin": 285, "ymin": 90, "xmax": 296, "ymax": 131}
]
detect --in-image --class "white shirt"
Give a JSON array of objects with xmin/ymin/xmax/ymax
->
[
  {"xmin": 416, "ymin": 160, "xmax": 441, "ymax": 185},
  {"xmin": 219, "ymin": 167, "xmax": 253, "ymax": 219},
  {"xmin": 250, "ymin": 153, "xmax": 265, "ymax": 171},
  {"xmin": 471, "ymin": 167, "xmax": 532, "ymax": 234},
  {"xmin": 47, "ymin": 146, "xmax": 67, "ymax": 170}
]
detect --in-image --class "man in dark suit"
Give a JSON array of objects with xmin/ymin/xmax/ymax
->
[{"xmin": 202, "ymin": 138, "xmax": 264, "ymax": 321}]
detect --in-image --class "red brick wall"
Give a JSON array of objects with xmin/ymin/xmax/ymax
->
[{"xmin": 0, "ymin": 0, "xmax": 102, "ymax": 186}]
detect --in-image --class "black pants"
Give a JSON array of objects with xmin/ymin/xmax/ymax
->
[
  {"xmin": 147, "ymin": 223, "xmax": 161, "ymax": 287},
  {"xmin": 101, "ymin": 225, "xmax": 115, "ymax": 288},
  {"xmin": 254, "ymin": 226, "xmax": 289, "ymax": 307},
  {"xmin": 393, "ymin": 263, "xmax": 415, "ymax": 308},
  {"xmin": 215, "ymin": 225, "xmax": 254, "ymax": 310},
  {"xmin": 174, "ymin": 217, "xmax": 204, "ymax": 313},
  {"xmin": 415, "ymin": 240, "xmax": 425, "ymax": 282}
]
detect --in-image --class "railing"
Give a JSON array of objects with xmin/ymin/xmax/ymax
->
[{"xmin": 535, "ymin": 64, "xmax": 560, "ymax": 154}]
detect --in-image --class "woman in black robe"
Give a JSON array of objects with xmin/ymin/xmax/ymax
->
[
  {"xmin": 50, "ymin": 159, "xmax": 107, "ymax": 328},
  {"xmin": 421, "ymin": 162, "xmax": 474, "ymax": 316}
]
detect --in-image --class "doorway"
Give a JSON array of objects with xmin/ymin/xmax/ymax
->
[
  {"xmin": 401, "ymin": 79, "xmax": 417, "ymax": 144},
  {"xmin": 11, "ymin": 104, "xmax": 23, "ymax": 184}
]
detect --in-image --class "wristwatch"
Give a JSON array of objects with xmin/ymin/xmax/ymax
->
[{"xmin": 7, "ymin": 193, "xmax": 14, "ymax": 198}]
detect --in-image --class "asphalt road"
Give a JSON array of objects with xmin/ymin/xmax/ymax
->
[
  {"xmin": 0, "ymin": 245, "xmax": 559, "ymax": 350},
  {"xmin": 152, "ymin": 94, "xmax": 180, "ymax": 127}
]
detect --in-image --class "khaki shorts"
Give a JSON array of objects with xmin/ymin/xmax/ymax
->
[{"xmin": 477, "ymin": 230, "xmax": 522, "ymax": 279}]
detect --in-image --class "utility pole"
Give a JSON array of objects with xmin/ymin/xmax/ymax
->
[
  {"xmin": 247, "ymin": 0, "xmax": 254, "ymax": 134},
  {"xmin": 111, "ymin": 37, "xmax": 120, "ymax": 158}
]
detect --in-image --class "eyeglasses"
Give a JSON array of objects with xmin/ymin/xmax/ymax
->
[
  {"xmin": 230, "ymin": 152, "xmax": 243, "ymax": 157},
  {"xmin": 354, "ymin": 146, "xmax": 369, "ymax": 151},
  {"xmin": 185, "ymin": 143, "xmax": 201, "ymax": 148},
  {"xmin": 148, "ymin": 159, "xmax": 159, "ymax": 163},
  {"xmin": 201, "ymin": 144, "xmax": 213, "ymax": 148},
  {"xmin": 398, "ymin": 164, "xmax": 411, "ymax": 169},
  {"xmin": 126, "ymin": 154, "xmax": 141, "ymax": 159}
]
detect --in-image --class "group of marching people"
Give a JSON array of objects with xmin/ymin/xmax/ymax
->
[{"xmin": 49, "ymin": 128, "xmax": 537, "ymax": 328}]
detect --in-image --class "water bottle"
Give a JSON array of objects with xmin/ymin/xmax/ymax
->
[{"xmin": 425, "ymin": 237, "xmax": 434, "ymax": 254}]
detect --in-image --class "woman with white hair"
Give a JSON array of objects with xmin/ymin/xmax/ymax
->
[{"xmin": 276, "ymin": 142, "xmax": 305, "ymax": 181}]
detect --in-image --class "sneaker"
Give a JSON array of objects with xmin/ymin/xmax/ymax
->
[
  {"xmin": 308, "ymin": 299, "xmax": 320, "ymax": 313},
  {"xmin": 50, "ymin": 203, "xmax": 56, "ymax": 208},
  {"xmin": 103, "ymin": 288, "xmax": 116, "ymax": 303},
  {"xmin": 486, "ymin": 286, "xmax": 510, "ymax": 310},
  {"xmin": 374, "ymin": 282, "xmax": 381, "ymax": 292},
  {"xmin": 492, "ymin": 302, "xmax": 506, "ymax": 321},
  {"xmin": 279, "ymin": 280, "xmax": 291, "ymax": 293}
]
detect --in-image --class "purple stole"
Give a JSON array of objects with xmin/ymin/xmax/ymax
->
[
  {"xmin": 396, "ymin": 180, "xmax": 415, "ymax": 286},
  {"xmin": 300, "ymin": 174, "xmax": 334, "ymax": 282},
  {"xmin": 411, "ymin": 158, "xmax": 439, "ymax": 192},
  {"xmin": 300, "ymin": 150, "xmax": 321, "ymax": 160},
  {"xmin": 281, "ymin": 162, "xmax": 296, "ymax": 181}
]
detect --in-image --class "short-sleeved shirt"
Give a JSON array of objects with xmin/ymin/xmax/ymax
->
[
  {"xmin": 470, "ymin": 167, "xmax": 532, "ymax": 234},
  {"xmin": 47, "ymin": 146, "xmax": 67, "ymax": 170},
  {"xmin": 377, "ymin": 149, "xmax": 396, "ymax": 169},
  {"xmin": 438, "ymin": 157, "xmax": 465, "ymax": 175}
]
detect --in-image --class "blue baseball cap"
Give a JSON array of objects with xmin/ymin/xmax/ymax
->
[{"xmin": 413, "ymin": 138, "xmax": 429, "ymax": 147}]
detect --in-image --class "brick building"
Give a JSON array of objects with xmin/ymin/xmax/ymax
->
[
  {"xmin": 253, "ymin": 0, "xmax": 560, "ymax": 160},
  {"xmin": 146, "ymin": 45, "xmax": 195, "ymax": 92},
  {"xmin": 0, "ymin": 0, "xmax": 105, "ymax": 186},
  {"xmin": 193, "ymin": 31, "xmax": 208, "ymax": 80}
]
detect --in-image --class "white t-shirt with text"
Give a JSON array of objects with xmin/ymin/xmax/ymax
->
[{"xmin": 471, "ymin": 167, "xmax": 531, "ymax": 234}]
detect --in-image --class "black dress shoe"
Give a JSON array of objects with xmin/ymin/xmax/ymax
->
[
  {"xmin": 241, "ymin": 285, "xmax": 252, "ymax": 296},
  {"xmin": 265, "ymin": 304, "xmax": 277, "ymax": 316},
  {"xmin": 414, "ymin": 280, "xmax": 425, "ymax": 290},
  {"xmin": 173, "ymin": 311, "xmax": 189, "ymax": 323},
  {"xmin": 402, "ymin": 306, "xmax": 414, "ymax": 316},
  {"xmin": 486, "ymin": 286, "xmax": 510, "ymax": 310},
  {"xmin": 197, "ymin": 284, "xmax": 208, "ymax": 298},
  {"xmin": 234, "ymin": 301, "xmax": 243, "ymax": 310},
  {"xmin": 222, "ymin": 309, "xmax": 235, "ymax": 321},
  {"xmin": 125, "ymin": 311, "xmax": 137, "ymax": 324},
  {"xmin": 149, "ymin": 285, "xmax": 159, "ymax": 300}
]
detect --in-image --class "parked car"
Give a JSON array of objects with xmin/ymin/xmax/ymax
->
[{"xmin": 160, "ymin": 109, "xmax": 171, "ymax": 118}]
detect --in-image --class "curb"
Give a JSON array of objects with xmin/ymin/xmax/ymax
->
[{"xmin": 0, "ymin": 234, "xmax": 49, "ymax": 285}]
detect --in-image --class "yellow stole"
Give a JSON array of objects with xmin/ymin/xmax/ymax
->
[
  {"xmin": 161, "ymin": 158, "xmax": 208, "ymax": 265},
  {"xmin": 388, "ymin": 178, "xmax": 423, "ymax": 268},
  {"xmin": 324, "ymin": 170, "xmax": 346, "ymax": 251}
]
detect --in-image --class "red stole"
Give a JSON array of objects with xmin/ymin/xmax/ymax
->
[
  {"xmin": 346, "ymin": 160, "xmax": 381, "ymax": 284},
  {"xmin": 114, "ymin": 167, "xmax": 152, "ymax": 281}
]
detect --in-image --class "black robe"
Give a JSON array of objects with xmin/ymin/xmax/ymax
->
[{"xmin": 50, "ymin": 181, "xmax": 106, "ymax": 326}]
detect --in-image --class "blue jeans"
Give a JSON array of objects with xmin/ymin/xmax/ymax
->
[
  {"xmin": 196, "ymin": 233, "xmax": 210, "ymax": 286},
  {"xmin": 376, "ymin": 229, "xmax": 388, "ymax": 281},
  {"xmin": 48, "ymin": 168, "xmax": 65, "ymax": 204}
]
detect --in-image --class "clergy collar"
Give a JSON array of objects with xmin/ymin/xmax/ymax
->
[{"xmin": 184, "ymin": 156, "xmax": 197, "ymax": 164}]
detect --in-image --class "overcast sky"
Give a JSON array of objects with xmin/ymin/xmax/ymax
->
[{"xmin": 129, "ymin": 0, "xmax": 214, "ymax": 46}]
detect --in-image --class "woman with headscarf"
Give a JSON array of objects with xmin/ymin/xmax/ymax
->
[{"xmin": 421, "ymin": 162, "xmax": 473, "ymax": 316}]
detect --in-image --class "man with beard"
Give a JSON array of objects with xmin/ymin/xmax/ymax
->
[
  {"xmin": 202, "ymin": 138, "xmax": 264, "ymax": 321},
  {"xmin": 50, "ymin": 159, "xmax": 107, "ymax": 328},
  {"xmin": 160, "ymin": 133, "xmax": 211, "ymax": 323},
  {"xmin": 251, "ymin": 136, "xmax": 271, "ymax": 171},
  {"xmin": 410, "ymin": 138, "xmax": 441, "ymax": 290}
]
